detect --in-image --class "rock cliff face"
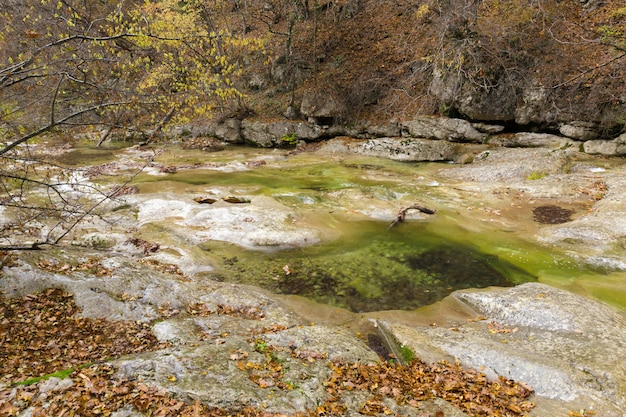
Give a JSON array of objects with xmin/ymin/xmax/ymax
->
[
  {"xmin": 181, "ymin": 116, "xmax": 626, "ymax": 157},
  {"xmin": 151, "ymin": 1, "xmax": 626, "ymax": 154},
  {"xmin": 232, "ymin": 0, "xmax": 625, "ymax": 143}
]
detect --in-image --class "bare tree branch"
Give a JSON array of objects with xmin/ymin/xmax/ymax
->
[
  {"xmin": 0, "ymin": 33, "xmax": 134, "ymax": 88},
  {"xmin": 0, "ymin": 101, "xmax": 130, "ymax": 156},
  {"xmin": 551, "ymin": 52, "xmax": 626, "ymax": 89}
]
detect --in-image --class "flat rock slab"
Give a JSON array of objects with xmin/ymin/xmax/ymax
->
[
  {"xmin": 387, "ymin": 283, "xmax": 626, "ymax": 417},
  {"xmin": 436, "ymin": 147, "xmax": 626, "ymax": 266},
  {"xmin": 0, "ymin": 252, "xmax": 302, "ymax": 327},
  {"xmin": 133, "ymin": 194, "xmax": 323, "ymax": 249}
]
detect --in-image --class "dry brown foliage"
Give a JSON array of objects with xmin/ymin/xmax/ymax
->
[{"xmin": 1, "ymin": 288, "xmax": 537, "ymax": 417}]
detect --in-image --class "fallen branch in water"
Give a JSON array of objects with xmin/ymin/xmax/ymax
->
[{"xmin": 387, "ymin": 203, "xmax": 436, "ymax": 231}]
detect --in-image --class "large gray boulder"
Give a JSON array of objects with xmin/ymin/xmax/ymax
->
[
  {"xmin": 583, "ymin": 132, "xmax": 626, "ymax": 156},
  {"xmin": 387, "ymin": 283, "xmax": 626, "ymax": 417},
  {"xmin": 355, "ymin": 137, "xmax": 458, "ymax": 161},
  {"xmin": 240, "ymin": 120, "xmax": 298, "ymax": 147},
  {"xmin": 300, "ymin": 90, "xmax": 347, "ymax": 124},
  {"xmin": 400, "ymin": 116, "xmax": 487, "ymax": 143},
  {"xmin": 182, "ymin": 119, "xmax": 244, "ymax": 143},
  {"xmin": 488, "ymin": 132, "xmax": 574, "ymax": 149},
  {"xmin": 315, "ymin": 137, "xmax": 458, "ymax": 161},
  {"xmin": 559, "ymin": 121, "xmax": 601, "ymax": 141}
]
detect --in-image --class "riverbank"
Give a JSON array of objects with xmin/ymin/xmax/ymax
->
[{"xmin": 1, "ymin": 138, "xmax": 625, "ymax": 416}]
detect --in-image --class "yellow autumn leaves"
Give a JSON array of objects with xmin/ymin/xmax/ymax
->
[{"xmin": 106, "ymin": 0, "xmax": 266, "ymax": 125}]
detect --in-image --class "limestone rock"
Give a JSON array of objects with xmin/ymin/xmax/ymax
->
[
  {"xmin": 113, "ymin": 324, "xmax": 378, "ymax": 414},
  {"xmin": 429, "ymin": 67, "xmax": 520, "ymax": 122},
  {"xmin": 240, "ymin": 120, "xmax": 293, "ymax": 147},
  {"xmin": 283, "ymin": 105, "xmax": 299, "ymax": 120},
  {"xmin": 185, "ymin": 119, "xmax": 243, "ymax": 144},
  {"xmin": 472, "ymin": 122, "xmax": 505, "ymax": 134},
  {"xmin": 0, "ymin": 255, "xmax": 300, "ymax": 326},
  {"xmin": 213, "ymin": 118, "xmax": 243, "ymax": 144},
  {"xmin": 515, "ymin": 82, "xmax": 551, "ymax": 125},
  {"xmin": 438, "ymin": 147, "xmax": 572, "ymax": 182},
  {"xmin": 559, "ymin": 121, "xmax": 600, "ymax": 141},
  {"xmin": 387, "ymin": 283, "xmax": 626, "ymax": 417},
  {"xmin": 364, "ymin": 122, "xmax": 402, "ymax": 138},
  {"xmin": 132, "ymin": 194, "xmax": 323, "ymax": 248},
  {"xmin": 300, "ymin": 90, "xmax": 346, "ymax": 124},
  {"xmin": 263, "ymin": 325, "xmax": 379, "ymax": 362},
  {"xmin": 352, "ymin": 137, "xmax": 457, "ymax": 161},
  {"xmin": 240, "ymin": 120, "xmax": 329, "ymax": 147},
  {"xmin": 400, "ymin": 116, "xmax": 487, "ymax": 143},
  {"xmin": 488, "ymin": 132, "xmax": 574, "ymax": 149},
  {"xmin": 455, "ymin": 283, "xmax": 625, "ymax": 332},
  {"xmin": 583, "ymin": 133, "xmax": 626, "ymax": 156},
  {"xmin": 537, "ymin": 172, "xmax": 626, "ymax": 258}
]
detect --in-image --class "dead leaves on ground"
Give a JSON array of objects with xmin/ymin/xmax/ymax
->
[
  {"xmin": 0, "ymin": 289, "xmax": 169, "ymax": 386},
  {"xmin": 0, "ymin": 251, "xmax": 19, "ymax": 271},
  {"xmin": 487, "ymin": 321, "xmax": 519, "ymax": 335},
  {"xmin": 37, "ymin": 257, "xmax": 113, "ymax": 277},
  {"xmin": 1, "ymin": 365, "xmax": 284, "ymax": 417},
  {"xmin": 186, "ymin": 302, "xmax": 267, "ymax": 321},
  {"xmin": 125, "ymin": 237, "xmax": 160, "ymax": 255},
  {"xmin": 324, "ymin": 360, "xmax": 534, "ymax": 417},
  {"xmin": 1, "ymin": 289, "xmax": 536, "ymax": 417},
  {"xmin": 138, "ymin": 258, "xmax": 186, "ymax": 277},
  {"xmin": 231, "ymin": 338, "xmax": 534, "ymax": 417}
]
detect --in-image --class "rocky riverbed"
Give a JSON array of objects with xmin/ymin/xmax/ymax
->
[{"xmin": 1, "ymin": 137, "xmax": 625, "ymax": 416}]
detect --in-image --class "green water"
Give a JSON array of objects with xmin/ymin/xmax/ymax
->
[
  {"xmin": 69, "ymin": 143, "xmax": 626, "ymax": 312},
  {"xmin": 134, "ymin": 161, "xmax": 418, "ymax": 197},
  {"xmin": 196, "ymin": 213, "xmax": 616, "ymax": 312},
  {"xmin": 200, "ymin": 220, "xmax": 543, "ymax": 312}
]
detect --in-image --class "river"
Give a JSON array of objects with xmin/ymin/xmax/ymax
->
[{"xmin": 45, "ymin": 140, "xmax": 626, "ymax": 312}]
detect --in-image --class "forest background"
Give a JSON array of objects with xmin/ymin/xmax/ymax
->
[{"xmin": 1, "ymin": 0, "xmax": 625, "ymax": 245}]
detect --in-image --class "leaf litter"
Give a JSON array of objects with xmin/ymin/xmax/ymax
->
[{"xmin": 1, "ymin": 289, "xmax": 536, "ymax": 416}]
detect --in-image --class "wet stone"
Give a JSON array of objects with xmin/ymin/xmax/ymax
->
[{"xmin": 533, "ymin": 205, "xmax": 574, "ymax": 224}]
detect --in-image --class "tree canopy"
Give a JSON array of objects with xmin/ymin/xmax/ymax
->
[
  {"xmin": 0, "ymin": 0, "xmax": 265, "ymax": 149},
  {"xmin": 0, "ymin": 0, "xmax": 265, "ymax": 247}
]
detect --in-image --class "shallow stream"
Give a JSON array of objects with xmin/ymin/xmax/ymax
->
[{"xmin": 59, "ymin": 141, "xmax": 626, "ymax": 312}]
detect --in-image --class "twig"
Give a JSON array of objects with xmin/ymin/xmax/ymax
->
[
  {"xmin": 387, "ymin": 203, "xmax": 436, "ymax": 231},
  {"xmin": 551, "ymin": 51, "xmax": 626, "ymax": 89}
]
